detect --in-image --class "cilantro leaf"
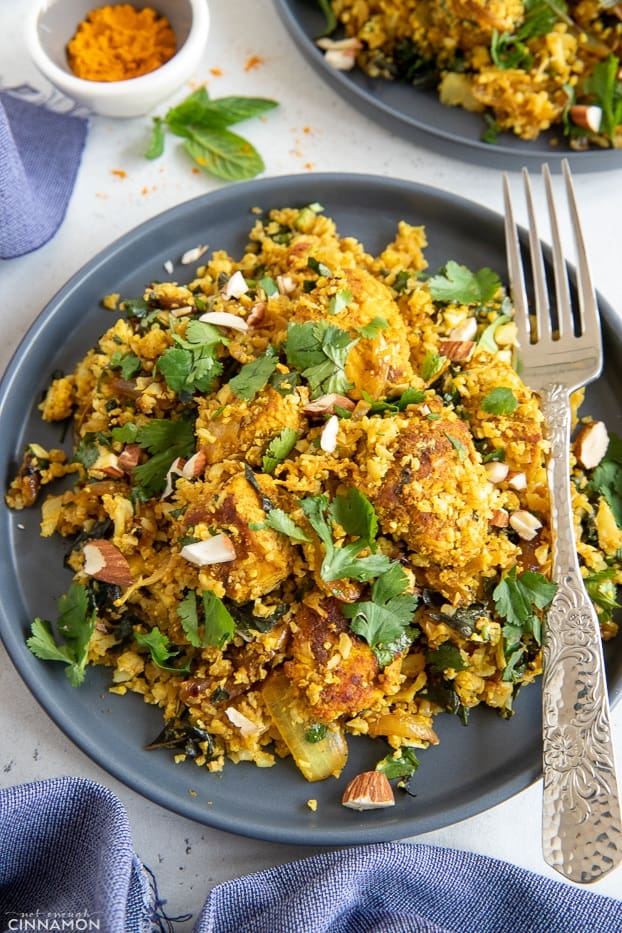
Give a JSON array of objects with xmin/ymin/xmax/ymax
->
[
  {"xmin": 134, "ymin": 626, "xmax": 190, "ymax": 673},
  {"xmin": 328, "ymin": 288, "xmax": 352, "ymax": 315},
  {"xmin": 428, "ymin": 260, "xmax": 501, "ymax": 305},
  {"xmin": 355, "ymin": 316, "xmax": 388, "ymax": 339},
  {"xmin": 109, "ymin": 351, "xmax": 142, "ymax": 379},
  {"xmin": 202, "ymin": 590, "xmax": 235, "ymax": 648},
  {"xmin": 307, "ymin": 256, "xmax": 332, "ymax": 277},
  {"xmin": 251, "ymin": 508, "xmax": 311, "ymax": 542},
  {"xmin": 329, "ymin": 487, "xmax": 379, "ymax": 544},
  {"xmin": 132, "ymin": 418, "xmax": 195, "ymax": 497},
  {"xmin": 421, "ymin": 352, "xmax": 446, "ymax": 382},
  {"xmin": 228, "ymin": 349, "xmax": 278, "ymax": 401},
  {"xmin": 366, "ymin": 387, "xmax": 426, "ymax": 414},
  {"xmin": 581, "ymin": 54, "xmax": 622, "ymax": 141},
  {"xmin": 477, "ymin": 314, "xmax": 511, "ymax": 352},
  {"xmin": 426, "ymin": 643, "xmax": 468, "ymax": 674},
  {"xmin": 300, "ymin": 492, "xmax": 392, "ymax": 582},
  {"xmin": 26, "ymin": 583, "xmax": 96, "ymax": 686},
  {"xmin": 157, "ymin": 320, "xmax": 224, "ymax": 397},
  {"xmin": 178, "ymin": 590, "xmax": 201, "ymax": 647},
  {"xmin": 285, "ymin": 321, "xmax": 357, "ymax": 398},
  {"xmin": 343, "ymin": 564, "xmax": 418, "ymax": 667},
  {"xmin": 262, "ymin": 427, "xmax": 298, "ymax": 474},
  {"xmin": 584, "ymin": 568, "xmax": 621, "ymax": 622},
  {"xmin": 481, "ymin": 387, "xmax": 518, "ymax": 415},
  {"xmin": 493, "ymin": 567, "xmax": 557, "ymax": 681},
  {"xmin": 305, "ymin": 723, "xmax": 328, "ymax": 743}
]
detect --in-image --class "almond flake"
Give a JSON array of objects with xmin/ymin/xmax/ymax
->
[
  {"xmin": 198, "ymin": 311, "xmax": 249, "ymax": 332},
  {"xmin": 161, "ymin": 457, "xmax": 185, "ymax": 499},
  {"xmin": 276, "ymin": 274, "xmax": 296, "ymax": 295},
  {"xmin": 163, "ymin": 259, "xmax": 174, "ymax": 275},
  {"xmin": 182, "ymin": 450, "xmax": 207, "ymax": 479},
  {"xmin": 181, "ymin": 244, "xmax": 209, "ymax": 265},
  {"xmin": 574, "ymin": 420, "xmax": 609, "ymax": 470},
  {"xmin": 221, "ymin": 270, "xmax": 249, "ymax": 299},
  {"xmin": 225, "ymin": 707, "xmax": 262, "ymax": 736},
  {"xmin": 439, "ymin": 339, "xmax": 476, "ymax": 361},
  {"xmin": 180, "ymin": 534, "xmax": 236, "ymax": 566},
  {"xmin": 320, "ymin": 414, "xmax": 339, "ymax": 453},
  {"xmin": 304, "ymin": 394, "xmax": 355, "ymax": 417}
]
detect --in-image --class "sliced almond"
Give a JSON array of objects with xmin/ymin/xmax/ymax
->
[
  {"xmin": 316, "ymin": 37, "xmax": 363, "ymax": 52},
  {"xmin": 247, "ymin": 301, "xmax": 266, "ymax": 326},
  {"xmin": 276, "ymin": 274, "xmax": 296, "ymax": 295},
  {"xmin": 304, "ymin": 393, "xmax": 356, "ymax": 417},
  {"xmin": 181, "ymin": 244, "xmax": 209, "ymax": 265},
  {"xmin": 161, "ymin": 457, "xmax": 185, "ymax": 500},
  {"xmin": 574, "ymin": 420, "xmax": 609, "ymax": 470},
  {"xmin": 182, "ymin": 450, "xmax": 207, "ymax": 479},
  {"xmin": 83, "ymin": 539, "xmax": 133, "ymax": 587},
  {"xmin": 320, "ymin": 414, "xmax": 339, "ymax": 453},
  {"xmin": 180, "ymin": 533, "xmax": 236, "ymax": 566},
  {"xmin": 198, "ymin": 310, "xmax": 249, "ymax": 332},
  {"xmin": 507, "ymin": 471, "xmax": 527, "ymax": 491},
  {"xmin": 489, "ymin": 508, "xmax": 510, "ymax": 528},
  {"xmin": 225, "ymin": 707, "xmax": 262, "ymax": 737},
  {"xmin": 117, "ymin": 443, "xmax": 141, "ymax": 473},
  {"xmin": 569, "ymin": 105, "xmax": 602, "ymax": 133},
  {"xmin": 342, "ymin": 771, "xmax": 395, "ymax": 811},
  {"xmin": 484, "ymin": 461, "xmax": 509, "ymax": 484},
  {"xmin": 448, "ymin": 317, "xmax": 477, "ymax": 342},
  {"xmin": 220, "ymin": 270, "xmax": 249, "ymax": 300},
  {"xmin": 439, "ymin": 339, "xmax": 475, "ymax": 361},
  {"xmin": 509, "ymin": 510, "xmax": 542, "ymax": 541},
  {"xmin": 323, "ymin": 48, "xmax": 358, "ymax": 70}
]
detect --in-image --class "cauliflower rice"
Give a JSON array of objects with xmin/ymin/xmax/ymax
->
[
  {"xmin": 6, "ymin": 203, "xmax": 621, "ymax": 795},
  {"xmin": 325, "ymin": 0, "xmax": 622, "ymax": 148}
]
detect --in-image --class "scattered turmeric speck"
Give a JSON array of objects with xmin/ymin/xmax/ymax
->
[
  {"xmin": 192, "ymin": 167, "xmax": 200, "ymax": 174},
  {"xmin": 303, "ymin": 126, "xmax": 312, "ymax": 134},
  {"xmin": 244, "ymin": 55, "xmax": 264, "ymax": 71},
  {"xmin": 210, "ymin": 67, "xmax": 223, "ymax": 76},
  {"xmin": 111, "ymin": 169, "xmax": 127, "ymax": 179},
  {"xmin": 304, "ymin": 162, "xmax": 314, "ymax": 171}
]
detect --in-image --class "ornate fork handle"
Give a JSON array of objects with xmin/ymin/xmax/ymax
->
[{"xmin": 540, "ymin": 384, "xmax": 622, "ymax": 883}]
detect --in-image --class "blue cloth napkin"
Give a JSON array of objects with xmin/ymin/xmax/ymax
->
[
  {"xmin": 0, "ymin": 88, "xmax": 88, "ymax": 260},
  {"xmin": 1, "ymin": 777, "xmax": 622, "ymax": 933}
]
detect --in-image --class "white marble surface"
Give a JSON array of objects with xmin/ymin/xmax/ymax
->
[{"xmin": 1, "ymin": 1, "xmax": 621, "ymax": 926}]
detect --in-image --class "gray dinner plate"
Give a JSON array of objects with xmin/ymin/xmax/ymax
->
[
  {"xmin": 0, "ymin": 174, "xmax": 620, "ymax": 844},
  {"xmin": 275, "ymin": 0, "xmax": 622, "ymax": 171}
]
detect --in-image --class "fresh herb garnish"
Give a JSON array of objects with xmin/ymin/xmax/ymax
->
[
  {"xmin": 157, "ymin": 320, "xmax": 224, "ymax": 397},
  {"xmin": 581, "ymin": 55, "xmax": 622, "ymax": 143},
  {"xmin": 491, "ymin": 0, "xmax": 564, "ymax": 71},
  {"xmin": 376, "ymin": 746, "xmax": 420, "ymax": 781},
  {"xmin": 305, "ymin": 723, "xmax": 328, "ymax": 743},
  {"xmin": 145, "ymin": 86, "xmax": 278, "ymax": 181},
  {"xmin": 328, "ymin": 288, "xmax": 352, "ymax": 315},
  {"xmin": 134, "ymin": 626, "xmax": 190, "ymax": 673},
  {"xmin": 481, "ymin": 387, "xmax": 519, "ymax": 415},
  {"xmin": 262, "ymin": 427, "xmax": 298, "ymax": 474},
  {"xmin": 355, "ymin": 316, "xmax": 389, "ymax": 338},
  {"xmin": 284, "ymin": 321, "xmax": 358, "ymax": 398},
  {"xmin": 342, "ymin": 563, "xmax": 418, "ymax": 667},
  {"xmin": 493, "ymin": 567, "xmax": 557, "ymax": 681},
  {"xmin": 365, "ymin": 387, "xmax": 426, "ymax": 414},
  {"xmin": 250, "ymin": 508, "xmax": 311, "ymax": 543},
  {"xmin": 588, "ymin": 433, "xmax": 622, "ymax": 526},
  {"xmin": 426, "ymin": 643, "xmax": 468, "ymax": 674},
  {"xmin": 428, "ymin": 261, "xmax": 501, "ymax": 305},
  {"xmin": 178, "ymin": 589, "xmax": 236, "ymax": 649},
  {"xmin": 300, "ymin": 489, "xmax": 392, "ymax": 582},
  {"xmin": 228, "ymin": 348, "xmax": 278, "ymax": 402},
  {"xmin": 130, "ymin": 418, "xmax": 196, "ymax": 498},
  {"xmin": 109, "ymin": 350, "xmax": 142, "ymax": 380},
  {"xmin": 26, "ymin": 583, "xmax": 96, "ymax": 686}
]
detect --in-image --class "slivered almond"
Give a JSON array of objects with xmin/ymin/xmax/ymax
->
[
  {"xmin": 304, "ymin": 393, "xmax": 356, "ymax": 416},
  {"xmin": 83, "ymin": 539, "xmax": 133, "ymax": 587},
  {"xmin": 342, "ymin": 771, "xmax": 395, "ymax": 811},
  {"xmin": 509, "ymin": 510, "xmax": 542, "ymax": 541},
  {"xmin": 247, "ymin": 301, "xmax": 266, "ymax": 326},
  {"xmin": 448, "ymin": 317, "xmax": 477, "ymax": 342},
  {"xmin": 320, "ymin": 415, "xmax": 339, "ymax": 453},
  {"xmin": 221, "ymin": 270, "xmax": 248, "ymax": 299},
  {"xmin": 198, "ymin": 311, "xmax": 249, "ymax": 332},
  {"xmin": 484, "ymin": 461, "xmax": 509, "ymax": 484},
  {"xmin": 507, "ymin": 471, "xmax": 527, "ymax": 491},
  {"xmin": 574, "ymin": 420, "xmax": 609, "ymax": 470},
  {"xmin": 180, "ymin": 534, "xmax": 236, "ymax": 566},
  {"xmin": 276, "ymin": 274, "xmax": 296, "ymax": 295},
  {"xmin": 439, "ymin": 339, "xmax": 476, "ymax": 361}
]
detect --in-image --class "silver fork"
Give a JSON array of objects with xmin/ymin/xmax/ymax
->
[{"xmin": 503, "ymin": 161, "xmax": 622, "ymax": 883}]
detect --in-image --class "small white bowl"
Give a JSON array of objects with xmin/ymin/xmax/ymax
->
[{"xmin": 25, "ymin": 0, "xmax": 210, "ymax": 118}]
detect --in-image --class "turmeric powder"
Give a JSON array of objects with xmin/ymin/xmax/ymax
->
[{"xmin": 67, "ymin": 4, "xmax": 176, "ymax": 82}]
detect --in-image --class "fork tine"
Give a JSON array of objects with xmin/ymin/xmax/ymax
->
[
  {"xmin": 502, "ymin": 173, "xmax": 530, "ymax": 348},
  {"xmin": 561, "ymin": 158, "xmax": 599, "ymax": 339},
  {"xmin": 523, "ymin": 167, "xmax": 551, "ymax": 342},
  {"xmin": 542, "ymin": 163, "xmax": 573, "ymax": 340}
]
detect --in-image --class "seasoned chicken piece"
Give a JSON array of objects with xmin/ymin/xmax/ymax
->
[
  {"xmin": 195, "ymin": 383, "xmax": 307, "ymax": 467},
  {"xmin": 285, "ymin": 595, "xmax": 387, "ymax": 723},
  {"xmin": 360, "ymin": 404, "xmax": 494, "ymax": 567},
  {"xmin": 179, "ymin": 470, "xmax": 299, "ymax": 603}
]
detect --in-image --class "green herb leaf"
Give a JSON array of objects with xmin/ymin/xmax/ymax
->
[
  {"xmin": 481, "ymin": 387, "xmax": 518, "ymax": 415},
  {"xmin": 477, "ymin": 314, "xmax": 511, "ymax": 352},
  {"xmin": 376, "ymin": 746, "xmax": 420, "ymax": 780},
  {"xmin": 426, "ymin": 643, "xmax": 468, "ymax": 674},
  {"xmin": 26, "ymin": 583, "xmax": 96, "ymax": 686},
  {"xmin": 355, "ymin": 316, "xmax": 388, "ymax": 338},
  {"xmin": 343, "ymin": 564, "xmax": 418, "ymax": 667},
  {"xmin": 328, "ymin": 288, "xmax": 352, "ymax": 315},
  {"xmin": 132, "ymin": 418, "xmax": 195, "ymax": 497},
  {"xmin": 329, "ymin": 487, "xmax": 379, "ymax": 543},
  {"xmin": 262, "ymin": 427, "xmax": 299, "ymax": 474},
  {"xmin": 428, "ymin": 260, "xmax": 501, "ymax": 305},
  {"xmin": 174, "ymin": 95, "xmax": 278, "ymax": 131},
  {"xmin": 202, "ymin": 590, "xmax": 235, "ymax": 648},
  {"xmin": 421, "ymin": 352, "xmax": 446, "ymax": 382},
  {"xmin": 305, "ymin": 723, "xmax": 328, "ymax": 743},
  {"xmin": 316, "ymin": 0, "xmax": 338, "ymax": 35},
  {"xmin": 579, "ymin": 54, "xmax": 622, "ymax": 140},
  {"xmin": 178, "ymin": 590, "xmax": 201, "ymax": 648},
  {"xmin": 184, "ymin": 127, "xmax": 265, "ymax": 182},
  {"xmin": 109, "ymin": 351, "xmax": 142, "ymax": 380},
  {"xmin": 252, "ymin": 508, "xmax": 311, "ymax": 542},
  {"xmin": 284, "ymin": 321, "xmax": 358, "ymax": 398},
  {"xmin": 258, "ymin": 275, "xmax": 279, "ymax": 297},
  {"xmin": 366, "ymin": 387, "xmax": 427, "ymax": 414},
  {"xmin": 145, "ymin": 117, "xmax": 166, "ymax": 159},
  {"xmin": 228, "ymin": 349, "xmax": 278, "ymax": 401},
  {"xmin": 493, "ymin": 567, "xmax": 556, "ymax": 680},
  {"xmin": 444, "ymin": 432, "xmax": 467, "ymax": 461},
  {"xmin": 135, "ymin": 626, "xmax": 190, "ymax": 673},
  {"xmin": 307, "ymin": 256, "xmax": 332, "ymax": 277}
]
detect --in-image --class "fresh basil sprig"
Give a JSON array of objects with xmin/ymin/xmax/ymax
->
[{"xmin": 145, "ymin": 87, "xmax": 278, "ymax": 182}]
